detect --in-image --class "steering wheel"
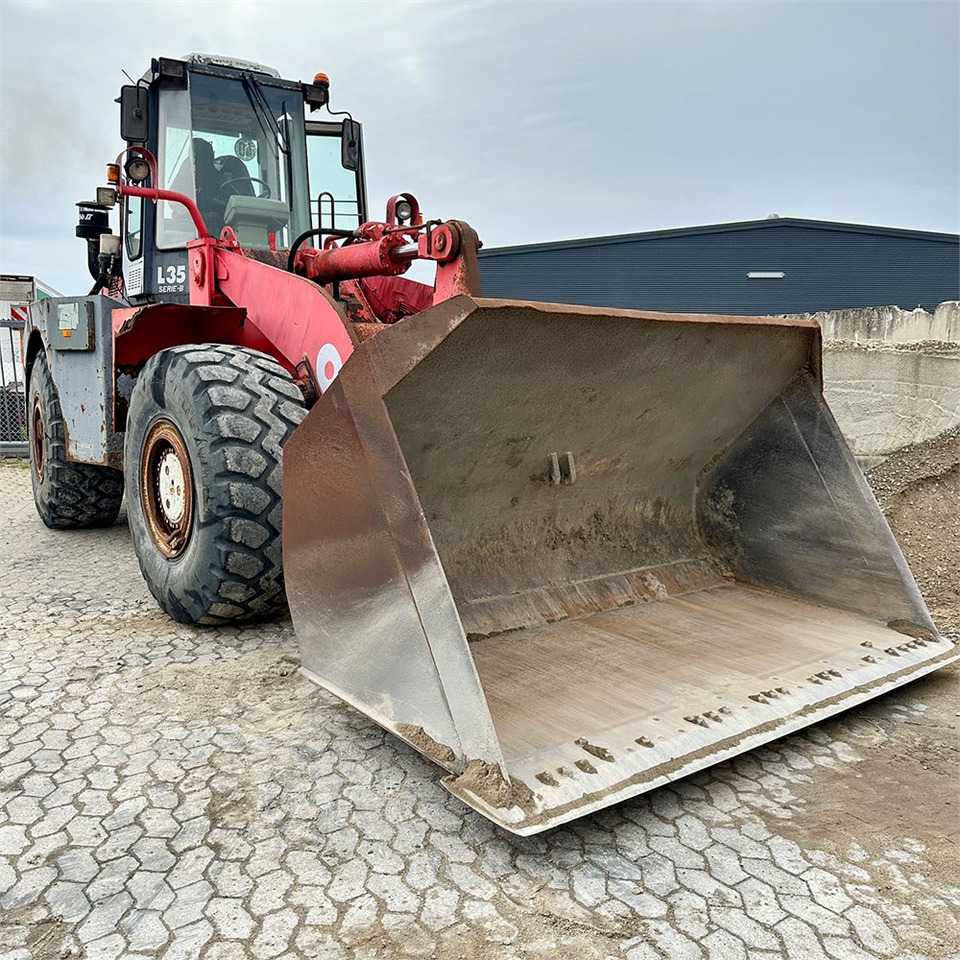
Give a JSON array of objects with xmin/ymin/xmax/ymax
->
[{"xmin": 215, "ymin": 177, "xmax": 272, "ymax": 199}]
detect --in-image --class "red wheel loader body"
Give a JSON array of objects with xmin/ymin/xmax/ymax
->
[{"xmin": 23, "ymin": 54, "xmax": 956, "ymax": 834}]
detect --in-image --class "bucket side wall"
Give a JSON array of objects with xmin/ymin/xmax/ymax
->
[
  {"xmin": 283, "ymin": 351, "xmax": 505, "ymax": 770},
  {"xmin": 696, "ymin": 374, "xmax": 936, "ymax": 634}
]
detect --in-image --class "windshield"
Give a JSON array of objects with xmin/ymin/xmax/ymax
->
[{"xmin": 156, "ymin": 71, "xmax": 310, "ymax": 249}]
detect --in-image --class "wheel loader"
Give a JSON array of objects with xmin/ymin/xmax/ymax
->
[{"xmin": 24, "ymin": 53, "xmax": 956, "ymax": 834}]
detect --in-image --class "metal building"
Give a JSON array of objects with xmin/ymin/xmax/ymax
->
[{"xmin": 478, "ymin": 217, "xmax": 960, "ymax": 315}]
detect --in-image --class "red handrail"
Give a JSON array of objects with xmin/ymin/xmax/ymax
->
[{"xmin": 119, "ymin": 183, "xmax": 212, "ymax": 241}]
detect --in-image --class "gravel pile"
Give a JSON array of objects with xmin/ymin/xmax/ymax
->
[{"xmin": 868, "ymin": 426, "xmax": 960, "ymax": 636}]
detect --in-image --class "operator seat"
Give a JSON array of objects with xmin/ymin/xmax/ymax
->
[{"xmin": 192, "ymin": 138, "xmax": 226, "ymax": 231}]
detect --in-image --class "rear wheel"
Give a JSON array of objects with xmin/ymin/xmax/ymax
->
[
  {"xmin": 124, "ymin": 345, "xmax": 306, "ymax": 624},
  {"xmin": 28, "ymin": 351, "xmax": 123, "ymax": 528}
]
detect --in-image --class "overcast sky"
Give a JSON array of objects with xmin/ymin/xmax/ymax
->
[{"xmin": 1, "ymin": 0, "xmax": 957, "ymax": 295}]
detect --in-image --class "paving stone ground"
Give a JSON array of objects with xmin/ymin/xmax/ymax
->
[{"xmin": 1, "ymin": 459, "xmax": 958, "ymax": 960}]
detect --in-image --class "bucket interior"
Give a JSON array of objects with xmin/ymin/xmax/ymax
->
[{"xmin": 385, "ymin": 307, "xmax": 811, "ymax": 631}]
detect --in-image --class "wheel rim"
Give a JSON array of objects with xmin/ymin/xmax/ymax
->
[
  {"xmin": 32, "ymin": 399, "xmax": 44, "ymax": 482},
  {"xmin": 140, "ymin": 419, "xmax": 195, "ymax": 558}
]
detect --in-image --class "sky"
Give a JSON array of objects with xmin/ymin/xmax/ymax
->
[{"xmin": 0, "ymin": 0, "xmax": 957, "ymax": 295}]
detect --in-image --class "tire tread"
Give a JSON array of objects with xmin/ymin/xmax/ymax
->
[
  {"xmin": 29, "ymin": 353, "xmax": 123, "ymax": 529},
  {"xmin": 125, "ymin": 344, "xmax": 306, "ymax": 624}
]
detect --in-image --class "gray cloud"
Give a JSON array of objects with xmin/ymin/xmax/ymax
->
[{"xmin": 1, "ymin": 0, "xmax": 956, "ymax": 295}]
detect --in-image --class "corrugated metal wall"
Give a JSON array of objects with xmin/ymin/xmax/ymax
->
[{"xmin": 478, "ymin": 222, "xmax": 960, "ymax": 315}]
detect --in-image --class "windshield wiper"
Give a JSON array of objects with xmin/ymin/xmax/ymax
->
[{"xmin": 240, "ymin": 71, "xmax": 289, "ymax": 156}]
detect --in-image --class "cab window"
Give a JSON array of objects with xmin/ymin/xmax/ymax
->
[{"xmin": 306, "ymin": 121, "xmax": 367, "ymax": 232}]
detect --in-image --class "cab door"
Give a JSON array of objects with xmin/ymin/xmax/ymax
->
[{"xmin": 305, "ymin": 121, "xmax": 367, "ymax": 232}]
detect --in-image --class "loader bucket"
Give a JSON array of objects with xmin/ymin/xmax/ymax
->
[{"xmin": 283, "ymin": 297, "xmax": 956, "ymax": 835}]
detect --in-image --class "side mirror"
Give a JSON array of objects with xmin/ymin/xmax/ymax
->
[
  {"xmin": 341, "ymin": 119, "xmax": 361, "ymax": 172},
  {"xmin": 120, "ymin": 85, "xmax": 149, "ymax": 143}
]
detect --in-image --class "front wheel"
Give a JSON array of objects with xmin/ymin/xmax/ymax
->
[{"xmin": 124, "ymin": 345, "xmax": 306, "ymax": 624}]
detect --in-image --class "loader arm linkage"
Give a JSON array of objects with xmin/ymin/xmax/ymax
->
[{"xmin": 119, "ymin": 179, "xmax": 482, "ymax": 399}]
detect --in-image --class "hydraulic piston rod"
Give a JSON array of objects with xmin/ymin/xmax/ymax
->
[{"xmin": 294, "ymin": 222, "xmax": 464, "ymax": 285}]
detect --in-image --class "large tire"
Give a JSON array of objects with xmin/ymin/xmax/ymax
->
[
  {"xmin": 28, "ymin": 351, "xmax": 124, "ymax": 528},
  {"xmin": 124, "ymin": 344, "xmax": 306, "ymax": 624}
]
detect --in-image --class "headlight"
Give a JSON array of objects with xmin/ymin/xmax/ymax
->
[{"xmin": 125, "ymin": 156, "xmax": 151, "ymax": 183}]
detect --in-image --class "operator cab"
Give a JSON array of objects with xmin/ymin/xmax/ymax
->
[{"xmin": 117, "ymin": 54, "xmax": 366, "ymax": 302}]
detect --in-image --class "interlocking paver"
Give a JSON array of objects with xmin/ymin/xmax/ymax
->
[
  {"xmin": 160, "ymin": 878, "xmax": 212, "ymax": 931},
  {"xmin": 779, "ymin": 892, "xmax": 853, "ymax": 937},
  {"xmin": 83, "ymin": 931, "xmax": 128, "ymax": 960},
  {"xmin": 1, "ymin": 459, "xmax": 958, "ymax": 958},
  {"xmin": 127, "ymin": 870, "xmax": 176, "ymax": 911},
  {"xmin": 206, "ymin": 896, "xmax": 256, "ymax": 939},
  {"xmin": 327, "ymin": 857, "xmax": 369, "ymax": 903},
  {"xmin": 736, "ymin": 875, "xmax": 786, "ymax": 926},
  {"xmin": 445, "ymin": 861, "xmax": 497, "ymax": 900},
  {"xmin": 420, "ymin": 886, "xmax": 460, "ymax": 931},
  {"xmin": 77, "ymin": 890, "xmax": 134, "ymax": 942},
  {"xmin": 121, "ymin": 906, "xmax": 171, "ymax": 952},
  {"xmin": 637, "ymin": 851, "xmax": 680, "ymax": 897},
  {"xmin": 164, "ymin": 918, "xmax": 215, "ymax": 959},
  {"xmin": 845, "ymin": 903, "xmax": 900, "ymax": 956},
  {"xmin": 1, "ymin": 865, "xmax": 57, "ymax": 909},
  {"xmin": 5, "ymin": 796, "xmax": 43, "ymax": 826},
  {"xmin": 710, "ymin": 904, "xmax": 782, "ymax": 952}
]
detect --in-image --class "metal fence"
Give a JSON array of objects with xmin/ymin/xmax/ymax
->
[{"xmin": 0, "ymin": 318, "xmax": 27, "ymax": 456}]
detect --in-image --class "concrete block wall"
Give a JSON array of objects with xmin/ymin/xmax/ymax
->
[
  {"xmin": 812, "ymin": 301, "xmax": 960, "ymax": 343},
  {"xmin": 785, "ymin": 302, "xmax": 960, "ymax": 470}
]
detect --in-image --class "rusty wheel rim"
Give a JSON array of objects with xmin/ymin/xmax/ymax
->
[
  {"xmin": 32, "ymin": 399, "xmax": 44, "ymax": 482},
  {"xmin": 140, "ymin": 419, "xmax": 195, "ymax": 558}
]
